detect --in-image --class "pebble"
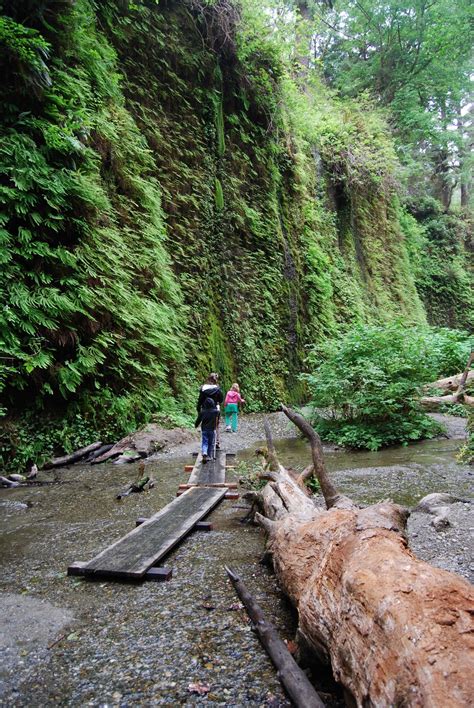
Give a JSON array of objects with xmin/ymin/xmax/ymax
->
[{"xmin": 1, "ymin": 413, "xmax": 471, "ymax": 706}]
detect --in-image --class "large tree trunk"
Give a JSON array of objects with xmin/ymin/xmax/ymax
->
[{"xmin": 254, "ymin": 408, "xmax": 473, "ymax": 707}]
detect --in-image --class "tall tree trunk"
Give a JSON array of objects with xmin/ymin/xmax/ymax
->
[
  {"xmin": 433, "ymin": 104, "xmax": 454, "ymax": 210},
  {"xmin": 457, "ymin": 102, "xmax": 473, "ymax": 210},
  {"xmin": 433, "ymin": 147, "xmax": 453, "ymax": 210}
]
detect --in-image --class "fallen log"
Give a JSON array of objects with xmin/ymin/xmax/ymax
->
[
  {"xmin": 91, "ymin": 423, "xmax": 188, "ymax": 465},
  {"xmin": 253, "ymin": 406, "xmax": 474, "ymax": 707},
  {"xmin": 225, "ymin": 566, "xmax": 324, "ymax": 708},
  {"xmin": 85, "ymin": 443, "xmax": 114, "ymax": 463},
  {"xmin": 419, "ymin": 393, "xmax": 458, "ymax": 411},
  {"xmin": 116, "ymin": 462, "xmax": 153, "ymax": 499},
  {"xmin": 91, "ymin": 442, "xmax": 128, "ymax": 465},
  {"xmin": 42, "ymin": 441, "xmax": 103, "ymax": 469},
  {"xmin": 0, "ymin": 476, "xmax": 21, "ymax": 488},
  {"xmin": 423, "ymin": 368, "xmax": 474, "ymax": 394},
  {"xmin": 8, "ymin": 474, "xmax": 27, "ymax": 483},
  {"xmin": 116, "ymin": 475, "xmax": 150, "ymax": 500},
  {"xmin": 419, "ymin": 393, "xmax": 474, "ymax": 411},
  {"xmin": 113, "ymin": 450, "xmax": 147, "ymax": 465}
]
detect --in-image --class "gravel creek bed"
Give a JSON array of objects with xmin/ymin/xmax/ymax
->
[{"xmin": 0, "ymin": 412, "xmax": 472, "ymax": 706}]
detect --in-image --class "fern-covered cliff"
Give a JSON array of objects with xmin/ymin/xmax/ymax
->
[{"xmin": 0, "ymin": 0, "xmax": 470, "ymax": 466}]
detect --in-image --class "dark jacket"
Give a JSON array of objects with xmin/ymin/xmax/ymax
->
[
  {"xmin": 195, "ymin": 398, "xmax": 220, "ymax": 431},
  {"xmin": 196, "ymin": 384, "xmax": 223, "ymax": 413}
]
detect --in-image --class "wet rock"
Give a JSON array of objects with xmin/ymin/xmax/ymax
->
[
  {"xmin": 93, "ymin": 424, "xmax": 199, "ymax": 464},
  {"xmin": 408, "ymin": 502, "xmax": 473, "ymax": 582},
  {"xmin": 428, "ymin": 413, "xmax": 467, "ymax": 440},
  {"xmin": 0, "ymin": 500, "xmax": 29, "ymax": 511},
  {"xmin": 431, "ymin": 512, "xmax": 451, "ymax": 531},
  {"xmin": 415, "ymin": 492, "xmax": 468, "ymax": 513},
  {"xmin": 113, "ymin": 450, "xmax": 146, "ymax": 465}
]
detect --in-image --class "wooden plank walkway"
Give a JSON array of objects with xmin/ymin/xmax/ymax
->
[
  {"xmin": 67, "ymin": 486, "xmax": 227, "ymax": 581},
  {"xmin": 188, "ymin": 450, "xmax": 226, "ymax": 486}
]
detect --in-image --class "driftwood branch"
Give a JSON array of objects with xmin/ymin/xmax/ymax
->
[
  {"xmin": 42, "ymin": 441, "xmax": 103, "ymax": 469},
  {"xmin": 455, "ymin": 350, "xmax": 474, "ymax": 398},
  {"xmin": 296, "ymin": 463, "xmax": 314, "ymax": 489},
  {"xmin": 264, "ymin": 417, "xmax": 276, "ymax": 455},
  {"xmin": 280, "ymin": 405, "xmax": 353, "ymax": 510},
  {"xmin": 263, "ymin": 417, "xmax": 284, "ymax": 472},
  {"xmin": 225, "ymin": 566, "xmax": 325, "ymax": 708},
  {"xmin": 116, "ymin": 463, "xmax": 151, "ymax": 500}
]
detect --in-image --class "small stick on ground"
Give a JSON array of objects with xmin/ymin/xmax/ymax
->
[{"xmin": 225, "ymin": 565, "xmax": 325, "ymax": 708}]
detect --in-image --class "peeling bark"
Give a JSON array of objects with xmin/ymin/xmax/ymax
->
[{"xmin": 256, "ymin": 407, "xmax": 474, "ymax": 707}]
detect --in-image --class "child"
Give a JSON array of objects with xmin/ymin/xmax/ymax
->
[
  {"xmin": 195, "ymin": 396, "xmax": 219, "ymax": 463},
  {"xmin": 196, "ymin": 372, "xmax": 224, "ymax": 449},
  {"xmin": 224, "ymin": 383, "xmax": 246, "ymax": 433}
]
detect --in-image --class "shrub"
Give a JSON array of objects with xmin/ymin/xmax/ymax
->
[
  {"xmin": 303, "ymin": 322, "xmax": 472, "ymax": 450},
  {"xmin": 236, "ymin": 459, "xmax": 266, "ymax": 491},
  {"xmin": 427, "ymin": 328, "xmax": 474, "ymax": 379}
]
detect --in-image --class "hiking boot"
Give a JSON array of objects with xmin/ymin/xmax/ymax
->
[{"xmin": 202, "ymin": 454, "xmax": 207, "ymax": 464}]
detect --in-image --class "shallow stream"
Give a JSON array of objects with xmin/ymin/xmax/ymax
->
[{"xmin": 0, "ymin": 427, "xmax": 472, "ymax": 706}]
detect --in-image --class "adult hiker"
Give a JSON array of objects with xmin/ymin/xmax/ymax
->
[
  {"xmin": 195, "ymin": 397, "xmax": 220, "ymax": 463},
  {"xmin": 224, "ymin": 383, "xmax": 246, "ymax": 433},
  {"xmin": 196, "ymin": 372, "xmax": 223, "ymax": 411},
  {"xmin": 197, "ymin": 372, "xmax": 223, "ymax": 448}
]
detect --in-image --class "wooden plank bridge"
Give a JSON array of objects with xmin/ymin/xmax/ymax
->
[
  {"xmin": 178, "ymin": 449, "xmax": 238, "ymax": 495},
  {"xmin": 68, "ymin": 450, "xmax": 238, "ymax": 583}
]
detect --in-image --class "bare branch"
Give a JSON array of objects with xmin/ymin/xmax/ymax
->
[
  {"xmin": 255, "ymin": 512, "xmax": 277, "ymax": 535},
  {"xmin": 281, "ymin": 405, "xmax": 354, "ymax": 510},
  {"xmin": 264, "ymin": 417, "xmax": 276, "ymax": 455},
  {"xmin": 296, "ymin": 463, "xmax": 314, "ymax": 488},
  {"xmin": 455, "ymin": 350, "xmax": 474, "ymax": 399},
  {"xmin": 259, "ymin": 471, "xmax": 280, "ymax": 483}
]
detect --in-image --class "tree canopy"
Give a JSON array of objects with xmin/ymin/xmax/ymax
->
[{"xmin": 291, "ymin": 0, "xmax": 473, "ymax": 208}]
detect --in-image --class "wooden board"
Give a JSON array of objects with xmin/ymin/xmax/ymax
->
[
  {"xmin": 68, "ymin": 562, "xmax": 173, "ymax": 582},
  {"xmin": 178, "ymin": 482, "xmax": 237, "ymax": 490},
  {"xmin": 188, "ymin": 450, "xmax": 226, "ymax": 486},
  {"xmin": 68, "ymin": 487, "xmax": 227, "ymax": 580}
]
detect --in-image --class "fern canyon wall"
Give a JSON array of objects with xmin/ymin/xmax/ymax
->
[{"xmin": 1, "ymin": 0, "xmax": 471, "ymax": 466}]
